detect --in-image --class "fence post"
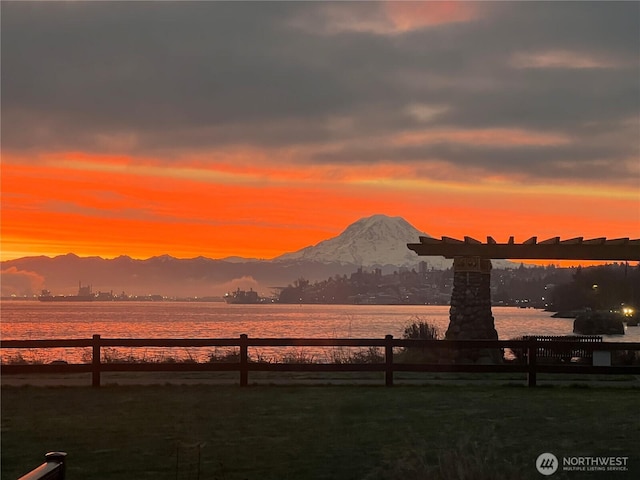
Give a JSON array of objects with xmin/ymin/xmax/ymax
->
[
  {"xmin": 18, "ymin": 451, "xmax": 67, "ymax": 480},
  {"xmin": 385, "ymin": 335, "xmax": 394, "ymax": 387},
  {"xmin": 239, "ymin": 334, "xmax": 248, "ymax": 387},
  {"xmin": 92, "ymin": 334, "xmax": 101, "ymax": 388},
  {"xmin": 46, "ymin": 452, "xmax": 67, "ymax": 479},
  {"xmin": 527, "ymin": 337, "xmax": 537, "ymax": 388}
]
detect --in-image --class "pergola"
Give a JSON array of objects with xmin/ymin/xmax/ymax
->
[
  {"xmin": 407, "ymin": 236, "xmax": 640, "ymax": 261},
  {"xmin": 405, "ymin": 236, "xmax": 640, "ymax": 360}
]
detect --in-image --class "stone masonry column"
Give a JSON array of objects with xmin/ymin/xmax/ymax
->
[{"xmin": 446, "ymin": 256, "xmax": 501, "ymax": 363}]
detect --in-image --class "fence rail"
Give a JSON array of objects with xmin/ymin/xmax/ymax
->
[
  {"xmin": 18, "ymin": 452, "xmax": 66, "ymax": 480},
  {"xmin": 2, "ymin": 335, "xmax": 639, "ymax": 387}
]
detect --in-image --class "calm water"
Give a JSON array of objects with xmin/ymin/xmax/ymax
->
[{"xmin": 1, "ymin": 301, "xmax": 637, "ymax": 363}]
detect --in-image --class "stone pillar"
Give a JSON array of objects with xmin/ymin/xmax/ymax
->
[{"xmin": 446, "ymin": 256, "xmax": 501, "ymax": 363}]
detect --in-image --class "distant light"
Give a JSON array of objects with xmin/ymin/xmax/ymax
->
[{"xmin": 622, "ymin": 307, "xmax": 634, "ymax": 316}]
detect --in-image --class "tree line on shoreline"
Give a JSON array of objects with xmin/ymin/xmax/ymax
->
[{"xmin": 277, "ymin": 263, "xmax": 639, "ymax": 311}]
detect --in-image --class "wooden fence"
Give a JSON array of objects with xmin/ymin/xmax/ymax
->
[
  {"xmin": 2, "ymin": 335, "xmax": 639, "ymax": 388},
  {"xmin": 18, "ymin": 452, "xmax": 66, "ymax": 480}
]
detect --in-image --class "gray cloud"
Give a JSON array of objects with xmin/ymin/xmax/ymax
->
[
  {"xmin": 1, "ymin": 1, "xmax": 638, "ymax": 185},
  {"xmin": 311, "ymin": 140, "xmax": 637, "ymax": 183}
]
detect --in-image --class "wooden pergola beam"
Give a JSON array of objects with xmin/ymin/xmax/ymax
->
[{"xmin": 407, "ymin": 236, "xmax": 640, "ymax": 261}]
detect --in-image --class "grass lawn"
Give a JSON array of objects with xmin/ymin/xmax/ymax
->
[{"xmin": 2, "ymin": 384, "xmax": 639, "ymax": 480}]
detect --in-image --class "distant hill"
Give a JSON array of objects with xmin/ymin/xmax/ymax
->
[
  {"xmin": 0, "ymin": 253, "xmax": 357, "ymax": 298},
  {"xmin": 0, "ymin": 214, "xmax": 511, "ymax": 298}
]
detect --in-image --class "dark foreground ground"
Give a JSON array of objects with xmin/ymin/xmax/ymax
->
[{"xmin": 2, "ymin": 381, "xmax": 639, "ymax": 480}]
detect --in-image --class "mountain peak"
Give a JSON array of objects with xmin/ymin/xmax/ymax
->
[
  {"xmin": 275, "ymin": 214, "xmax": 435, "ymax": 267},
  {"xmin": 342, "ymin": 214, "xmax": 418, "ymax": 235}
]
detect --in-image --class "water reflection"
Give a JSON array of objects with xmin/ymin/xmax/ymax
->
[{"xmin": 1, "ymin": 302, "xmax": 636, "ymax": 363}]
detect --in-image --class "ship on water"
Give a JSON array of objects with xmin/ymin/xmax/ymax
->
[
  {"xmin": 38, "ymin": 282, "xmax": 95, "ymax": 302},
  {"xmin": 223, "ymin": 288, "xmax": 262, "ymax": 304}
]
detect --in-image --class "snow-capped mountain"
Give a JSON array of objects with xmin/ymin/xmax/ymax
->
[
  {"xmin": 274, "ymin": 214, "xmax": 452, "ymax": 269},
  {"xmin": 1, "ymin": 214, "xmax": 521, "ymax": 297}
]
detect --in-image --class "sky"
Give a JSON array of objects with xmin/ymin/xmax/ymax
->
[{"xmin": 1, "ymin": 1, "xmax": 639, "ymax": 262}]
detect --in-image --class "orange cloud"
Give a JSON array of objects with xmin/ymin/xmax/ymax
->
[
  {"xmin": 511, "ymin": 50, "xmax": 626, "ymax": 69},
  {"xmin": 393, "ymin": 128, "xmax": 571, "ymax": 148},
  {"xmin": 384, "ymin": 1, "xmax": 480, "ymax": 32},
  {"xmin": 292, "ymin": 1, "xmax": 481, "ymax": 37}
]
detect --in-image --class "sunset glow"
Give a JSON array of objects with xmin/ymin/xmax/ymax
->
[
  {"xmin": 2, "ymin": 154, "xmax": 637, "ymax": 263},
  {"xmin": 2, "ymin": 1, "xmax": 638, "ymax": 264}
]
